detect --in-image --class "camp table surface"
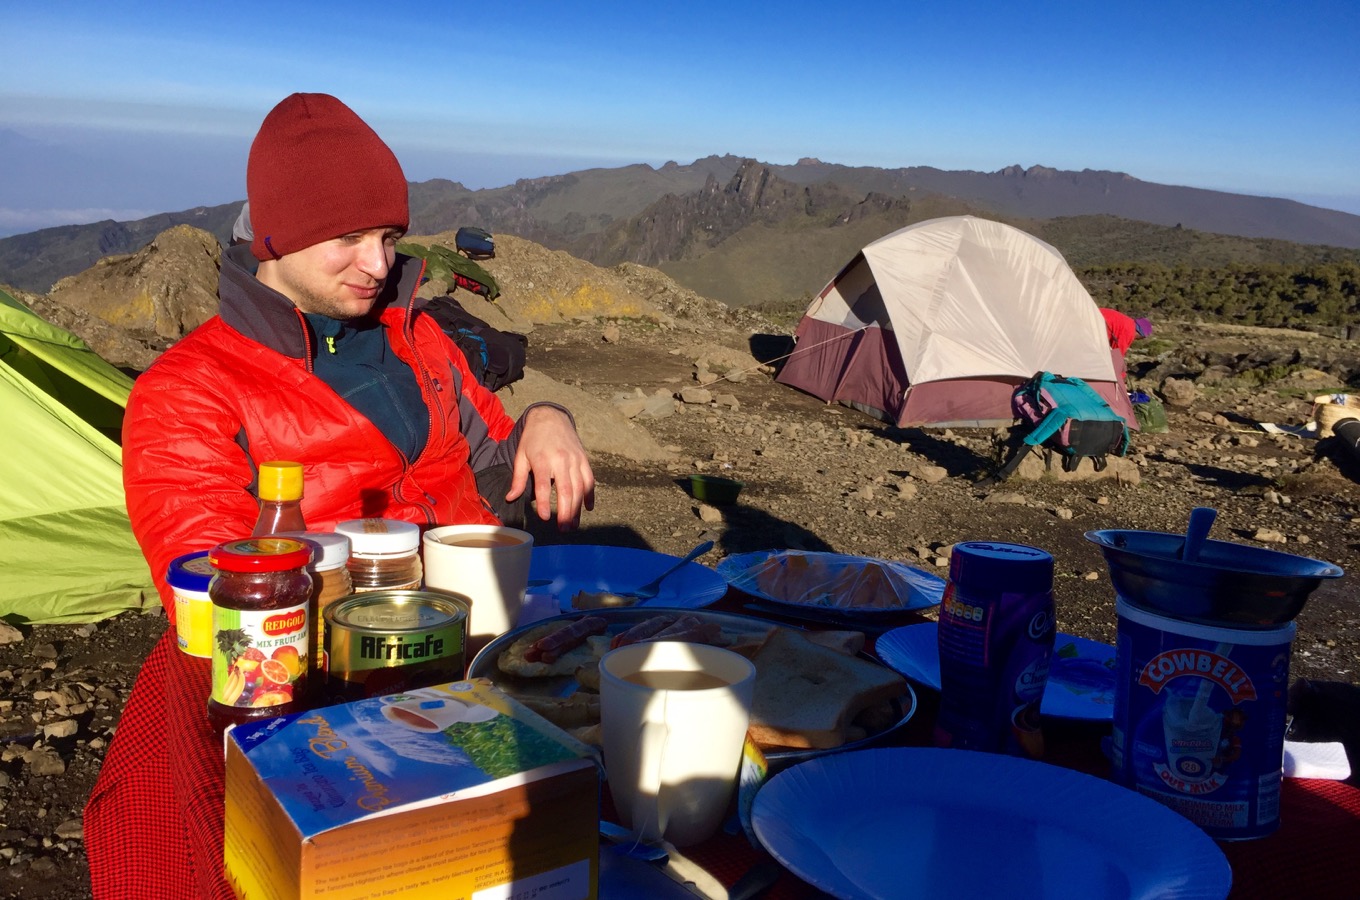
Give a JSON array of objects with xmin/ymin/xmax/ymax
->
[{"xmin": 157, "ymin": 588, "xmax": 1360, "ymax": 900}]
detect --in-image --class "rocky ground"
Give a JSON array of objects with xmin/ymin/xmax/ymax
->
[{"xmin": 4, "ymin": 237, "xmax": 1360, "ymax": 898}]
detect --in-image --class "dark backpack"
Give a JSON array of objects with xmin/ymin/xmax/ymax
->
[
  {"xmin": 422, "ymin": 296, "xmax": 528, "ymax": 393},
  {"xmin": 455, "ymin": 226, "xmax": 496, "ymax": 260},
  {"xmin": 992, "ymin": 372, "xmax": 1131, "ymax": 480}
]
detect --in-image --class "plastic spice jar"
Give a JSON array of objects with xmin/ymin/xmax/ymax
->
[
  {"xmin": 277, "ymin": 531, "xmax": 353, "ymax": 677},
  {"xmin": 206, "ymin": 537, "xmax": 314, "ymax": 735},
  {"xmin": 335, "ymin": 518, "xmax": 423, "ymax": 593},
  {"xmin": 168, "ymin": 550, "xmax": 214, "ymax": 658}
]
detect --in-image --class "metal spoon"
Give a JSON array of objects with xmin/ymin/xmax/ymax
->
[
  {"xmin": 574, "ymin": 540, "xmax": 715, "ymax": 607},
  {"xmin": 629, "ymin": 540, "xmax": 716, "ymax": 602}
]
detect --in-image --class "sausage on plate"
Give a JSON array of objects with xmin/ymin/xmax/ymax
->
[
  {"xmin": 610, "ymin": 615, "xmax": 679, "ymax": 650},
  {"xmin": 525, "ymin": 616, "xmax": 608, "ymax": 663}
]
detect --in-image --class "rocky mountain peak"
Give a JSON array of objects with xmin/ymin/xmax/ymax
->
[{"xmin": 576, "ymin": 160, "xmax": 870, "ymax": 268}]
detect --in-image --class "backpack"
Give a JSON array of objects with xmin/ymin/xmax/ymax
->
[
  {"xmin": 1129, "ymin": 390, "xmax": 1170, "ymax": 434},
  {"xmin": 992, "ymin": 372, "xmax": 1131, "ymax": 481},
  {"xmin": 398, "ymin": 241, "xmax": 501, "ymax": 301},
  {"xmin": 422, "ymin": 296, "xmax": 528, "ymax": 393},
  {"xmin": 455, "ymin": 226, "xmax": 496, "ymax": 260}
]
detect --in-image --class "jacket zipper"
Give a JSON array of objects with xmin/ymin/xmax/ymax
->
[
  {"xmin": 293, "ymin": 308, "xmax": 315, "ymax": 374},
  {"xmin": 391, "ymin": 258, "xmax": 439, "ymax": 524}
]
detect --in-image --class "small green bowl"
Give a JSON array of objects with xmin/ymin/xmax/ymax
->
[{"xmin": 689, "ymin": 474, "xmax": 744, "ymax": 505}]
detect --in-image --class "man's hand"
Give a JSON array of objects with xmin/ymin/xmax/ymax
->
[{"xmin": 506, "ymin": 406, "xmax": 595, "ymax": 529}]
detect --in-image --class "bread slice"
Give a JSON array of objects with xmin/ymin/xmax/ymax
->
[
  {"xmin": 748, "ymin": 627, "xmax": 906, "ymax": 750},
  {"xmin": 801, "ymin": 629, "xmax": 866, "ymax": 656}
]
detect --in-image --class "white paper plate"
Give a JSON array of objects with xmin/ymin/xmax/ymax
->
[
  {"xmin": 876, "ymin": 622, "xmax": 1117, "ymax": 721},
  {"xmin": 526, "ymin": 544, "xmax": 728, "ymax": 612},
  {"xmin": 753, "ymin": 747, "xmax": 1232, "ymax": 900}
]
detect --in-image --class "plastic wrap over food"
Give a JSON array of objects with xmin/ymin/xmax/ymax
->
[{"xmin": 719, "ymin": 550, "xmax": 945, "ymax": 613}]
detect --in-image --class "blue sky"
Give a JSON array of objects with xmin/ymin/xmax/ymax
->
[{"xmin": 2, "ymin": 1, "xmax": 1357, "ymax": 237}]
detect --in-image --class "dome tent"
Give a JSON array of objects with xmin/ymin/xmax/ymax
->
[
  {"xmin": 0, "ymin": 289, "xmax": 153, "ymax": 623},
  {"xmin": 776, "ymin": 216, "xmax": 1135, "ymax": 428}
]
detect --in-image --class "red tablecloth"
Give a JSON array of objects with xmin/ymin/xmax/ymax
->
[{"xmin": 87, "ymin": 610, "xmax": 1360, "ymax": 900}]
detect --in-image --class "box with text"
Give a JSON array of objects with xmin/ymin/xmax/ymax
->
[{"xmin": 224, "ymin": 678, "xmax": 600, "ymax": 900}]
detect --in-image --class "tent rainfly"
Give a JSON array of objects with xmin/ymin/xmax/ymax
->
[
  {"xmin": 0, "ymin": 289, "xmax": 153, "ymax": 624},
  {"xmin": 776, "ymin": 216, "xmax": 1136, "ymax": 429}
]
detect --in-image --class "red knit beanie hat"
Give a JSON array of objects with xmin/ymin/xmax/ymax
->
[{"xmin": 247, "ymin": 93, "xmax": 409, "ymax": 261}]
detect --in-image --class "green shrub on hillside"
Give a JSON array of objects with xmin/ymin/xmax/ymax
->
[{"xmin": 1078, "ymin": 261, "xmax": 1360, "ymax": 330}]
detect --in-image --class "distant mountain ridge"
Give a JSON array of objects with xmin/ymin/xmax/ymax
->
[
  {"xmin": 2, "ymin": 156, "xmax": 1358, "ymax": 298},
  {"xmin": 766, "ymin": 160, "xmax": 1360, "ymax": 248}
]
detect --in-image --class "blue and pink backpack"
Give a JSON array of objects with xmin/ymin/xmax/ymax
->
[{"xmin": 992, "ymin": 372, "xmax": 1131, "ymax": 480}]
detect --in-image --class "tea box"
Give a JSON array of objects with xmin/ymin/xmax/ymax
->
[{"xmin": 224, "ymin": 678, "xmax": 600, "ymax": 899}]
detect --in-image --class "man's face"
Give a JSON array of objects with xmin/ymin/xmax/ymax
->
[{"xmin": 258, "ymin": 227, "xmax": 403, "ymax": 319}]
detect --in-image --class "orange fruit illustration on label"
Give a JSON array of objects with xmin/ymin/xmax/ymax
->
[
  {"xmin": 271, "ymin": 645, "xmax": 302, "ymax": 679},
  {"xmin": 260, "ymin": 658, "xmax": 292, "ymax": 686}
]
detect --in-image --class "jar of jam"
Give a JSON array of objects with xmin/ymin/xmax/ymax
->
[
  {"xmin": 207, "ymin": 537, "xmax": 313, "ymax": 736},
  {"xmin": 335, "ymin": 518, "xmax": 422, "ymax": 592}
]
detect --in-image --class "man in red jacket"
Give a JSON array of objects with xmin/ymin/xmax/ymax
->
[
  {"xmin": 1100, "ymin": 307, "xmax": 1153, "ymax": 356},
  {"xmin": 86, "ymin": 93, "xmax": 594, "ymax": 899}
]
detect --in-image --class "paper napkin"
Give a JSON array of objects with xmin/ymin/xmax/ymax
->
[{"xmin": 1283, "ymin": 740, "xmax": 1352, "ymax": 780}]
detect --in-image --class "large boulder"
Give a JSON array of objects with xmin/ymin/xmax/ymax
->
[
  {"xmin": 1008, "ymin": 451, "xmax": 1141, "ymax": 484},
  {"xmin": 1159, "ymin": 377, "xmax": 1200, "ymax": 408},
  {"xmin": 44, "ymin": 225, "xmax": 220, "ymax": 370}
]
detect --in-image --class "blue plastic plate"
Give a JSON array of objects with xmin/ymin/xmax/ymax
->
[
  {"xmin": 753, "ymin": 747, "xmax": 1232, "ymax": 900},
  {"xmin": 717, "ymin": 550, "xmax": 945, "ymax": 623},
  {"xmin": 876, "ymin": 622, "xmax": 1117, "ymax": 721},
  {"xmin": 527, "ymin": 544, "xmax": 729, "ymax": 612}
]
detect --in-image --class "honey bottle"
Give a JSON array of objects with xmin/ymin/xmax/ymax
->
[{"xmin": 252, "ymin": 461, "xmax": 307, "ymax": 536}]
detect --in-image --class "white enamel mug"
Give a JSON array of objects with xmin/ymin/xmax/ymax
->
[{"xmin": 600, "ymin": 641, "xmax": 756, "ymax": 847}]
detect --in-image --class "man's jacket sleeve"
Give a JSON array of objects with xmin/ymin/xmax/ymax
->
[
  {"xmin": 121, "ymin": 368, "xmax": 262, "ymax": 615},
  {"xmin": 428, "ymin": 317, "xmax": 574, "ymax": 474}
]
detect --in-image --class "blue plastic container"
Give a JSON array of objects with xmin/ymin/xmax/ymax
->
[
  {"xmin": 1113, "ymin": 600, "xmax": 1293, "ymax": 840},
  {"xmin": 1090, "ymin": 527, "xmax": 1341, "ymax": 840}
]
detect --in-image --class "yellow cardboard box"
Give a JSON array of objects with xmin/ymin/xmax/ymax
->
[{"xmin": 224, "ymin": 679, "xmax": 599, "ymax": 900}]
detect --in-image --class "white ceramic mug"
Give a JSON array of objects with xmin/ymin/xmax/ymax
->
[
  {"xmin": 423, "ymin": 524, "xmax": 534, "ymax": 643},
  {"xmin": 600, "ymin": 641, "xmax": 756, "ymax": 847}
]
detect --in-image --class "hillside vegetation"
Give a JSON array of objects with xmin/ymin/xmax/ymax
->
[{"xmin": 1080, "ymin": 260, "xmax": 1360, "ymax": 331}]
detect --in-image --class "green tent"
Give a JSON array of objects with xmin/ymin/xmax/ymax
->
[{"xmin": 0, "ymin": 289, "xmax": 153, "ymax": 624}]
